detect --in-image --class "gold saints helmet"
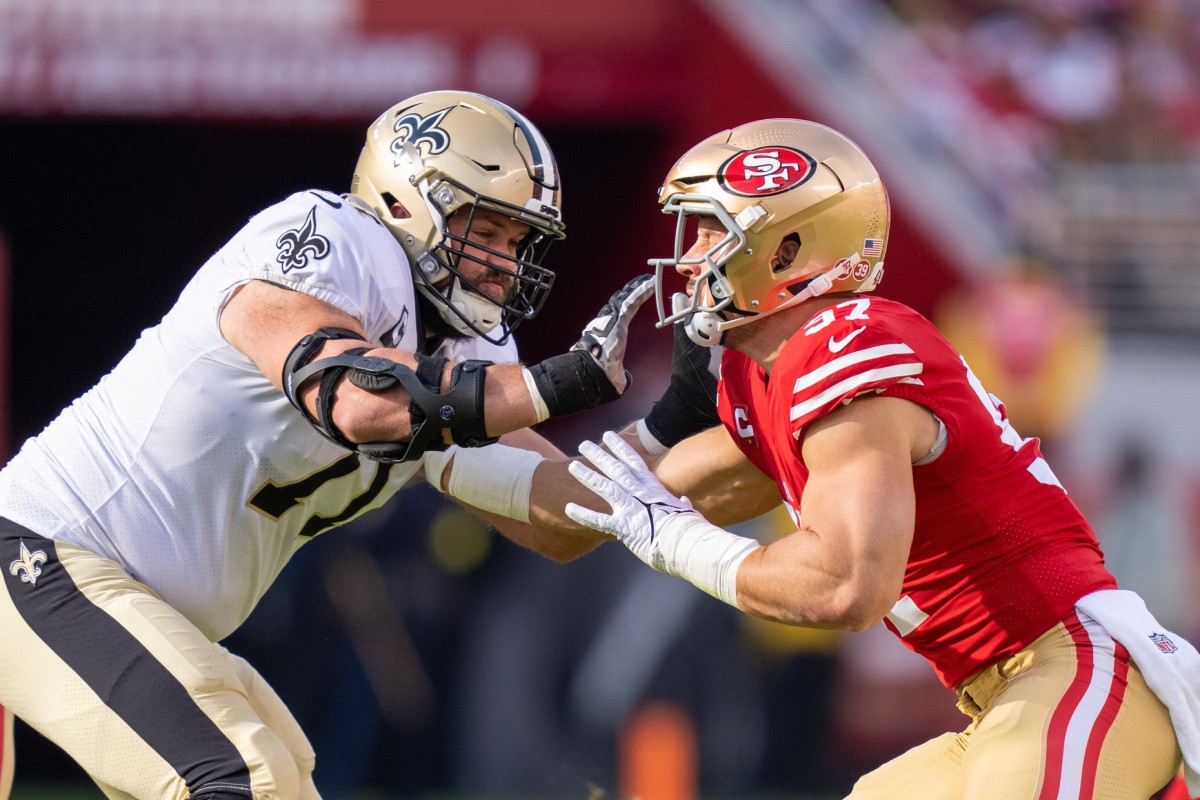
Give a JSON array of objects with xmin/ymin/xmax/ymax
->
[
  {"xmin": 352, "ymin": 90, "xmax": 565, "ymax": 343},
  {"xmin": 649, "ymin": 118, "xmax": 889, "ymax": 346}
]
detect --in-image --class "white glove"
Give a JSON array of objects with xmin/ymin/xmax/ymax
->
[
  {"xmin": 566, "ymin": 431, "xmax": 759, "ymax": 607},
  {"xmin": 566, "ymin": 431, "xmax": 694, "ymax": 570}
]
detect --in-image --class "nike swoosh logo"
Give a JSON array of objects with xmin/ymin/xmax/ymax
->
[
  {"xmin": 828, "ymin": 327, "xmax": 866, "ymax": 353},
  {"xmin": 308, "ymin": 191, "xmax": 343, "ymax": 209}
]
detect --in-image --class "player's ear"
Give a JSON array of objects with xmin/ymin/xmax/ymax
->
[
  {"xmin": 771, "ymin": 233, "xmax": 800, "ymax": 272},
  {"xmin": 389, "ymin": 201, "xmax": 411, "ymax": 220}
]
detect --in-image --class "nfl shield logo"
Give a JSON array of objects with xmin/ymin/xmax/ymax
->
[{"xmin": 1150, "ymin": 632, "xmax": 1178, "ymax": 654}]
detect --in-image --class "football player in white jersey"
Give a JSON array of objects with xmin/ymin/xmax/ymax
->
[{"xmin": 0, "ymin": 90, "xmax": 653, "ymax": 800}]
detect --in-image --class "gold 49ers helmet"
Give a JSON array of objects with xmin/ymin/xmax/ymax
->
[
  {"xmin": 352, "ymin": 90, "xmax": 565, "ymax": 343},
  {"xmin": 649, "ymin": 119, "xmax": 889, "ymax": 346}
]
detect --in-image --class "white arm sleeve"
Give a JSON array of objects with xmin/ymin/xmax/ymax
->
[
  {"xmin": 656, "ymin": 513, "xmax": 760, "ymax": 608},
  {"xmin": 423, "ymin": 444, "xmax": 544, "ymax": 523}
]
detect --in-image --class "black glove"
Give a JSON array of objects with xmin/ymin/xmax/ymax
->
[
  {"xmin": 642, "ymin": 321, "xmax": 722, "ymax": 447},
  {"xmin": 527, "ymin": 275, "xmax": 654, "ymax": 417}
]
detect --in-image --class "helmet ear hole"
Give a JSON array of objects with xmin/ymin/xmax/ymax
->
[
  {"xmin": 380, "ymin": 193, "xmax": 410, "ymax": 220},
  {"xmin": 772, "ymin": 234, "xmax": 801, "ymax": 273}
]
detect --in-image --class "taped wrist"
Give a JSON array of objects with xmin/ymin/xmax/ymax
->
[
  {"xmin": 422, "ymin": 447, "xmax": 455, "ymax": 493},
  {"xmin": 635, "ymin": 418, "xmax": 670, "ymax": 456},
  {"xmin": 445, "ymin": 444, "xmax": 544, "ymax": 523},
  {"xmin": 526, "ymin": 350, "xmax": 621, "ymax": 418},
  {"xmin": 656, "ymin": 513, "xmax": 760, "ymax": 608}
]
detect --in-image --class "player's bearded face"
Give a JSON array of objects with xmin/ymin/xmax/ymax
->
[{"xmin": 444, "ymin": 206, "xmax": 529, "ymax": 305}]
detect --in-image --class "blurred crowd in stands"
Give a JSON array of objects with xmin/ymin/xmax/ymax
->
[
  {"xmin": 886, "ymin": 0, "xmax": 1200, "ymax": 164},
  {"xmin": 10, "ymin": 2, "xmax": 1200, "ymax": 799}
]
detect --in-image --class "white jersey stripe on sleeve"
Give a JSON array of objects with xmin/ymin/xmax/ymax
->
[
  {"xmin": 790, "ymin": 363, "xmax": 925, "ymax": 423},
  {"xmin": 792, "ymin": 343, "xmax": 916, "ymax": 394}
]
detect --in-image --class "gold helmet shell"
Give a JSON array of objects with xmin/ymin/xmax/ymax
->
[
  {"xmin": 352, "ymin": 90, "xmax": 565, "ymax": 343},
  {"xmin": 649, "ymin": 119, "xmax": 889, "ymax": 345}
]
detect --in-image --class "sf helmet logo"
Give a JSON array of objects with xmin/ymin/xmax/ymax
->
[
  {"xmin": 718, "ymin": 146, "xmax": 817, "ymax": 197},
  {"xmin": 391, "ymin": 105, "xmax": 453, "ymax": 159}
]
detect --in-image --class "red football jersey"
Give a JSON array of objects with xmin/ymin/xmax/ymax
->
[{"xmin": 716, "ymin": 296, "xmax": 1115, "ymax": 688}]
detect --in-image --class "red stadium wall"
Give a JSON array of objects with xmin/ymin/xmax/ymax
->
[{"xmin": 0, "ymin": 0, "xmax": 963, "ymax": 316}]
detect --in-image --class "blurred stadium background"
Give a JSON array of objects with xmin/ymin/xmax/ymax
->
[{"xmin": 1, "ymin": 0, "xmax": 1199, "ymax": 797}]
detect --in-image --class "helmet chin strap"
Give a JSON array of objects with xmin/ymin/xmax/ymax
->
[
  {"xmin": 684, "ymin": 309, "xmax": 723, "ymax": 347},
  {"xmin": 683, "ymin": 270, "xmax": 843, "ymax": 346},
  {"xmin": 444, "ymin": 275, "xmax": 503, "ymax": 336},
  {"xmin": 673, "ymin": 292, "xmax": 724, "ymax": 347},
  {"xmin": 413, "ymin": 268, "xmax": 505, "ymax": 339}
]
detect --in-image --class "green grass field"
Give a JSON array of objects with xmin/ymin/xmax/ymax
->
[{"xmin": 10, "ymin": 788, "xmax": 842, "ymax": 800}]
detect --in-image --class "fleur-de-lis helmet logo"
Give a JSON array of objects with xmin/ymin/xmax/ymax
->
[
  {"xmin": 275, "ymin": 207, "xmax": 331, "ymax": 273},
  {"xmin": 9, "ymin": 541, "xmax": 48, "ymax": 586},
  {"xmin": 390, "ymin": 106, "xmax": 453, "ymax": 163}
]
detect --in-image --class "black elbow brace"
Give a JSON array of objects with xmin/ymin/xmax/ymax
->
[{"xmin": 282, "ymin": 327, "xmax": 497, "ymax": 462}]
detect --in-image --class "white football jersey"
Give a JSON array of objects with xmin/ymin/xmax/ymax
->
[{"xmin": 0, "ymin": 190, "xmax": 517, "ymax": 641}]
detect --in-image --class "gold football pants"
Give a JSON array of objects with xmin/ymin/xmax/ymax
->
[
  {"xmin": 847, "ymin": 611, "xmax": 1181, "ymax": 800},
  {"xmin": 0, "ymin": 523, "xmax": 318, "ymax": 799}
]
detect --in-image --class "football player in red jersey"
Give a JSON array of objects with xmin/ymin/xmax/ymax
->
[{"xmin": 528, "ymin": 119, "xmax": 1199, "ymax": 799}]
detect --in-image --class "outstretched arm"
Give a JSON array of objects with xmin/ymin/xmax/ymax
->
[
  {"xmin": 733, "ymin": 395, "xmax": 925, "ymax": 630},
  {"xmin": 567, "ymin": 395, "xmax": 933, "ymax": 632},
  {"xmin": 421, "ymin": 415, "xmax": 777, "ymax": 557},
  {"xmin": 410, "ymin": 287, "xmax": 772, "ymax": 556},
  {"xmin": 455, "ymin": 428, "xmax": 607, "ymax": 563},
  {"xmin": 651, "ymin": 426, "xmax": 781, "ymax": 526},
  {"xmin": 520, "ymin": 423, "xmax": 777, "ymax": 533},
  {"xmin": 219, "ymin": 275, "xmax": 653, "ymax": 461},
  {"xmin": 220, "ymin": 279, "xmax": 539, "ymax": 441}
]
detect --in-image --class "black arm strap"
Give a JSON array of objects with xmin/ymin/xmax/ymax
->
[
  {"xmin": 282, "ymin": 327, "xmax": 496, "ymax": 462},
  {"xmin": 282, "ymin": 327, "xmax": 363, "ymax": 409}
]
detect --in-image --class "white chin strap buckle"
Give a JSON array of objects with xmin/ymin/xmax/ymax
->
[
  {"xmin": 684, "ymin": 310, "xmax": 721, "ymax": 347},
  {"xmin": 672, "ymin": 291, "xmax": 722, "ymax": 348},
  {"xmin": 447, "ymin": 276, "xmax": 502, "ymax": 335}
]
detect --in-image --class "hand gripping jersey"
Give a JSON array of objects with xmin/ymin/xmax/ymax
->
[
  {"xmin": 0, "ymin": 191, "xmax": 516, "ymax": 642},
  {"xmin": 716, "ymin": 296, "xmax": 1115, "ymax": 688}
]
